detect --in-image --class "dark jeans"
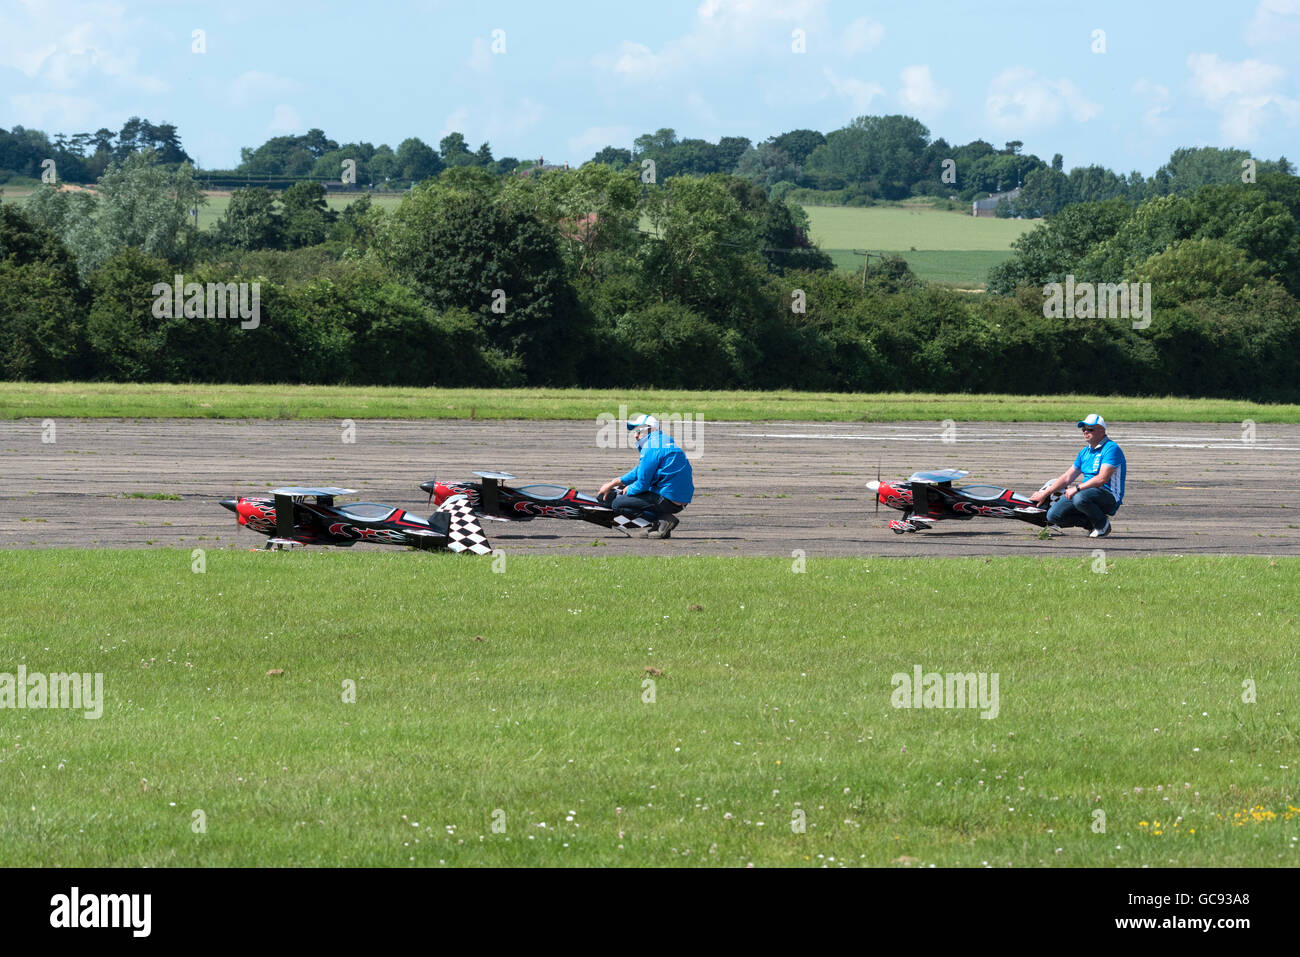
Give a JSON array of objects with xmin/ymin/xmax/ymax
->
[
  {"xmin": 1047, "ymin": 487, "xmax": 1117, "ymax": 530},
  {"xmin": 600, "ymin": 490, "xmax": 685, "ymax": 522}
]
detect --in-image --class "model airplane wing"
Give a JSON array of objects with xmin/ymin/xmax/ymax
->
[{"xmin": 907, "ymin": 470, "xmax": 969, "ymax": 485}]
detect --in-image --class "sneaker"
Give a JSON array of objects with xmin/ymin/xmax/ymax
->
[
  {"xmin": 636, "ymin": 521, "xmax": 659, "ymax": 539},
  {"xmin": 648, "ymin": 515, "xmax": 679, "ymax": 539},
  {"xmin": 1089, "ymin": 517, "xmax": 1111, "ymax": 538}
]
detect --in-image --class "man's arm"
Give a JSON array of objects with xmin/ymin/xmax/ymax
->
[
  {"xmin": 1030, "ymin": 467, "xmax": 1081, "ymax": 504},
  {"xmin": 598, "ymin": 467, "xmax": 637, "ymax": 497},
  {"xmin": 1071, "ymin": 464, "xmax": 1115, "ymax": 495}
]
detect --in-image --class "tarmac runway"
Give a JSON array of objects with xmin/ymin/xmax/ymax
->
[{"xmin": 1, "ymin": 418, "xmax": 1296, "ymax": 557}]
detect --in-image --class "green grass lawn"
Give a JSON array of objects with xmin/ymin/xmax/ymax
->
[
  {"xmin": 804, "ymin": 203, "xmax": 1036, "ymax": 288},
  {"xmin": 803, "ymin": 204, "xmax": 1036, "ymax": 252},
  {"xmin": 825, "ymin": 248, "xmax": 1015, "ymax": 285},
  {"xmin": 194, "ymin": 190, "xmax": 407, "ymax": 231},
  {"xmin": 1, "ymin": 551, "xmax": 1295, "ymax": 867},
  {"xmin": 4, "ymin": 382, "xmax": 1300, "ymax": 423}
]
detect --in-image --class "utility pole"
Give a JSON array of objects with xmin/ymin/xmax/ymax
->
[{"xmin": 852, "ymin": 249, "xmax": 873, "ymax": 288}]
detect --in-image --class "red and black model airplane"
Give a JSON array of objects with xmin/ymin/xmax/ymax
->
[
  {"xmin": 866, "ymin": 470, "xmax": 1052, "ymax": 534},
  {"xmin": 420, "ymin": 471, "xmax": 655, "ymax": 533},
  {"xmin": 220, "ymin": 486, "xmax": 492, "ymax": 553}
]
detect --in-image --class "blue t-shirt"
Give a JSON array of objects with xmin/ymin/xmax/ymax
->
[{"xmin": 1073, "ymin": 438, "xmax": 1126, "ymax": 505}]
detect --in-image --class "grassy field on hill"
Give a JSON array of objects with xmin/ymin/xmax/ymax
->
[{"xmin": 803, "ymin": 203, "xmax": 1036, "ymax": 288}]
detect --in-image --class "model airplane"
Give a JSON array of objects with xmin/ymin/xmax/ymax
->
[
  {"xmin": 866, "ymin": 470, "xmax": 1052, "ymax": 534},
  {"xmin": 220, "ymin": 486, "xmax": 492, "ymax": 553},
  {"xmin": 420, "ymin": 471, "xmax": 655, "ymax": 533}
]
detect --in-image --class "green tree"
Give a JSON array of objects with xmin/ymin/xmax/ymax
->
[
  {"xmin": 217, "ymin": 186, "xmax": 283, "ymax": 250},
  {"xmin": 376, "ymin": 181, "xmax": 586, "ymax": 383},
  {"xmin": 281, "ymin": 181, "xmax": 337, "ymax": 249},
  {"xmin": 735, "ymin": 143, "xmax": 800, "ymax": 191},
  {"xmin": 1017, "ymin": 166, "xmax": 1070, "ymax": 217},
  {"xmin": 28, "ymin": 150, "xmax": 205, "ymax": 274},
  {"xmin": 770, "ymin": 129, "xmax": 825, "ymax": 165},
  {"xmin": 396, "ymin": 137, "xmax": 443, "ymax": 183},
  {"xmin": 0, "ymin": 203, "xmax": 87, "ymax": 378},
  {"xmin": 1133, "ymin": 238, "xmax": 1267, "ymax": 303},
  {"xmin": 589, "ymin": 146, "xmax": 632, "ymax": 168}
]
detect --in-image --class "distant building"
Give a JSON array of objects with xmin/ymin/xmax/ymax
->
[
  {"xmin": 515, "ymin": 156, "xmax": 570, "ymax": 178},
  {"xmin": 972, "ymin": 187, "xmax": 1021, "ymax": 218}
]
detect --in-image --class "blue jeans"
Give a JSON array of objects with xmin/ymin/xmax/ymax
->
[
  {"xmin": 1047, "ymin": 487, "xmax": 1117, "ymax": 530},
  {"xmin": 601, "ymin": 490, "xmax": 684, "ymax": 522}
]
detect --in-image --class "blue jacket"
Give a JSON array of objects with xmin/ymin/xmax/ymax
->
[{"xmin": 620, "ymin": 431, "xmax": 694, "ymax": 504}]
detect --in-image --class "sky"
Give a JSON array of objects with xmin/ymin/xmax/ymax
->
[{"xmin": 2, "ymin": 0, "xmax": 1298, "ymax": 175}]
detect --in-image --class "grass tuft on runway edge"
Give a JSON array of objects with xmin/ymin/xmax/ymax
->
[
  {"xmin": 3, "ymin": 382, "xmax": 1300, "ymax": 423},
  {"xmin": 2, "ymin": 550, "xmax": 1296, "ymax": 867}
]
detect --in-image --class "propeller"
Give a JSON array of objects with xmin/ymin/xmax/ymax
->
[{"xmin": 865, "ymin": 462, "xmax": 881, "ymax": 515}]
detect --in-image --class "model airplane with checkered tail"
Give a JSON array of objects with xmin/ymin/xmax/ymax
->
[
  {"xmin": 219, "ymin": 486, "xmax": 493, "ymax": 553},
  {"xmin": 866, "ymin": 469, "xmax": 1054, "ymax": 534},
  {"xmin": 420, "ymin": 471, "xmax": 655, "ymax": 534}
]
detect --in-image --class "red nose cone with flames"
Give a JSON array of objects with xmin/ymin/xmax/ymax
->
[
  {"xmin": 866, "ymin": 479, "xmax": 903, "ymax": 511},
  {"xmin": 433, "ymin": 482, "xmax": 453, "ymax": 505}
]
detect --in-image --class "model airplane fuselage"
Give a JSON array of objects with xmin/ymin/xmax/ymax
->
[{"xmin": 867, "ymin": 470, "xmax": 1050, "ymax": 534}]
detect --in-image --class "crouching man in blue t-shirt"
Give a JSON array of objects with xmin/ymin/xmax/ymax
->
[
  {"xmin": 597, "ymin": 414, "xmax": 694, "ymax": 539},
  {"xmin": 1029, "ymin": 413, "xmax": 1126, "ymax": 538}
]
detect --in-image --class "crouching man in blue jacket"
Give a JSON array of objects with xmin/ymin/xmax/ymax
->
[{"xmin": 597, "ymin": 414, "xmax": 694, "ymax": 539}]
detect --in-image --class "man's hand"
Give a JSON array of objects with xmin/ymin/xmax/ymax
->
[{"xmin": 597, "ymin": 480, "xmax": 622, "ymax": 497}]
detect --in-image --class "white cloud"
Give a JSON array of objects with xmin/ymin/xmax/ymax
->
[
  {"xmin": 568, "ymin": 124, "xmax": 640, "ymax": 158},
  {"xmin": 686, "ymin": 91, "xmax": 718, "ymax": 125},
  {"xmin": 467, "ymin": 36, "xmax": 492, "ymax": 74},
  {"xmin": 439, "ymin": 99, "xmax": 546, "ymax": 153},
  {"xmin": 823, "ymin": 67, "xmax": 885, "ymax": 113},
  {"xmin": 228, "ymin": 71, "xmax": 303, "ymax": 106},
  {"xmin": 7, "ymin": 91, "xmax": 101, "ymax": 130},
  {"xmin": 1246, "ymin": 0, "xmax": 1300, "ymax": 45},
  {"xmin": 898, "ymin": 64, "xmax": 948, "ymax": 115},
  {"xmin": 842, "ymin": 16, "xmax": 884, "ymax": 56},
  {"xmin": 594, "ymin": 0, "xmax": 830, "ymax": 80},
  {"xmin": 0, "ymin": 1, "xmax": 167, "ymax": 95},
  {"xmin": 985, "ymin": 67, "xmax": 1100, "ymax": 131},
  {"xmin": 1186, "ymin": 52, "xmax": 1300, "ymax": 140},
  {"xmin": 1133, "ymin": 78, "xmax": 1173, "ymax": 134},
  {"xmin": 268, "ymin": 104, "xmax": 304, "ymax": 135}
]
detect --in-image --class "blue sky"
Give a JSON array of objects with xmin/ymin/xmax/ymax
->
[{"xmin": 2, "ymin": 0, "xmax": 1298, "ymax": 174}]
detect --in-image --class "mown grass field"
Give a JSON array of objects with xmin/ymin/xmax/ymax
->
[
  {"xmin": 191, "ymin": 190, "xmax": 407, "ymax": 231},
  {"xmin": 1, "ymin": 551, "xmax": 1295, "ymax": 867},
  {"xmin": 803, "ymin": 204, "xmax": 1035, "ymax": 251},
  {"xmin": 824, "ymin": 248, "xmax": 1016, "ymax": 285},
  {"xmin": 803, "ymin": 203, "xmax": 1036, "ymax": 288},
  {"xmin": 4, "ymin": 382, "xmax": 1300, "ymax": 423}
]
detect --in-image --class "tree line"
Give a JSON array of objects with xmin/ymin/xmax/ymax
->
[
  {"xmin": 5, "ymin": 114, "xmax": 1292, "ymax": 214},
  {"xmin": 2, "ymin": 148, "xmax": 1297, "ymax": 401}
]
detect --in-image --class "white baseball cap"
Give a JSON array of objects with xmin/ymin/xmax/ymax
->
[
  {"xmin": 626, "ymin": 414, "xmax": 660, "ymax": 431},
  {"xmin": 1076, "ymin": 413, "xmax": 1107, "ymax": 429}
]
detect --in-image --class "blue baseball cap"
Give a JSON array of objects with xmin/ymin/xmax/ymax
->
[{"xmin": 1076, "ymin": 413, "xmax": 1107, "ymax": 429}]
